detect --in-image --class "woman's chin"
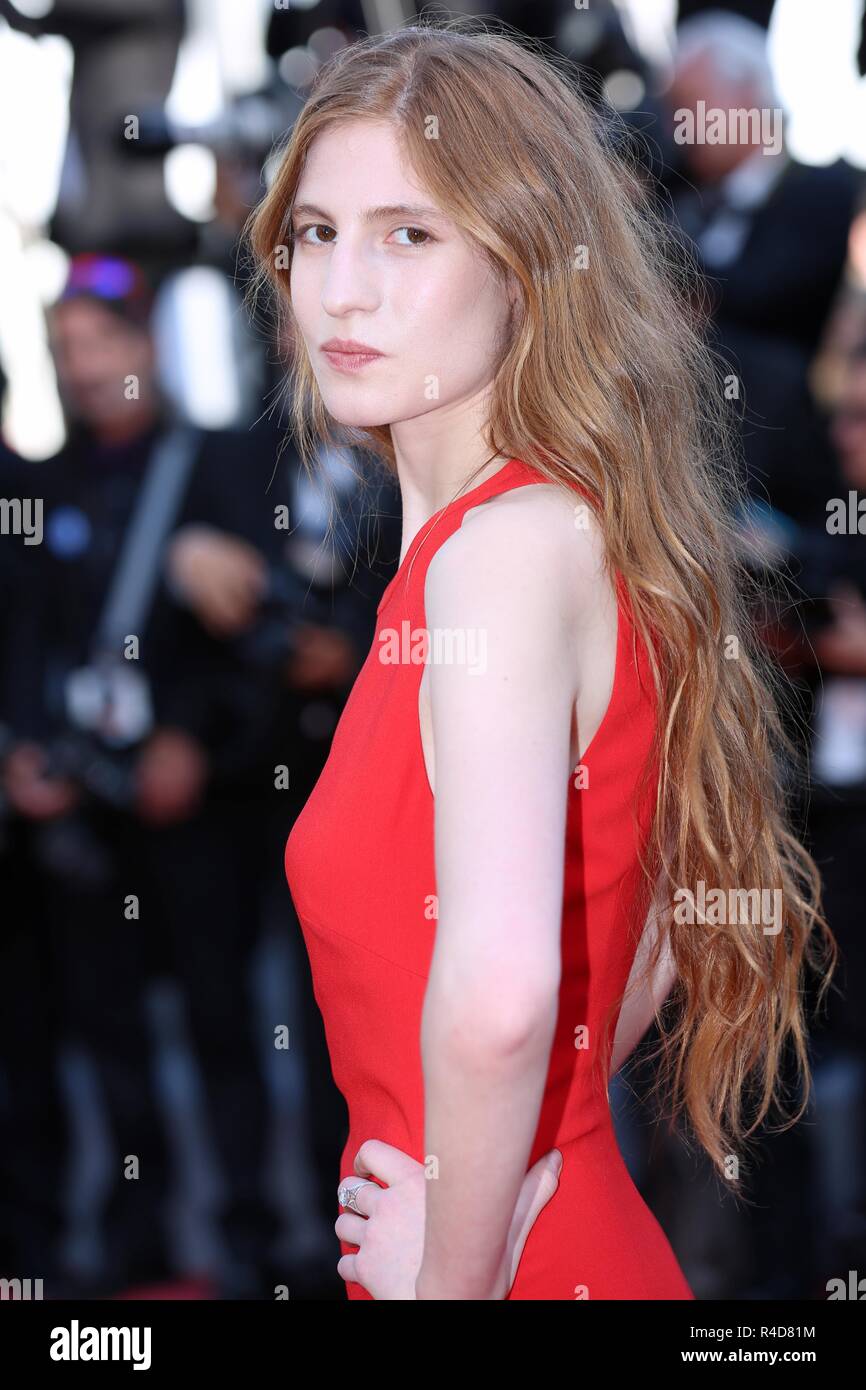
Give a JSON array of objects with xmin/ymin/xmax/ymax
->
[{"xmin": 322, "ymin": 397, "xmax": 392, "ymax": 429}]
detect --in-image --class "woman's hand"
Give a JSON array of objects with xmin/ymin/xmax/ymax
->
[{"xmin": 335, "ymin": 1138, "xmax": 562, "ymax": 1300}]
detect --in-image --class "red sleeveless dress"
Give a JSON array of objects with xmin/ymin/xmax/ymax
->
[{"xmin": 284, "ymin": 457, "xmax": 695, "ymax": 1300}]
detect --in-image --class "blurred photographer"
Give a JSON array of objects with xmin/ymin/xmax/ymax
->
[
  {"xmin": 0, "ymin": 254, "xmax": 285, "ymax": 1296},
  {"xmin": 658, "ymin": 12, "xmax": 856, "ymax": 521}
]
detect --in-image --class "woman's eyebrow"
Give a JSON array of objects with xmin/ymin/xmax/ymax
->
[{"xmin": 290, "ymin": 201, "xmax": 446, "ymax": 225}]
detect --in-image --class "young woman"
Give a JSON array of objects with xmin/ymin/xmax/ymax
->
[{"xmin": 248, "ymin": 19, "xmax": 836, "ymax": 1300}]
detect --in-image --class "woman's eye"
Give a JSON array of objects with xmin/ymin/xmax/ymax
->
[
  {"xmin": 392, "ymin": 226, "xmax": 431, "ymax": 247},
  {"xmin": 292, "ymin": 224, "xmax": 335, "ymax": 245}
]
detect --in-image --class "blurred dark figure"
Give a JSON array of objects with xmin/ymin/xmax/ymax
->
[
  {"xmin": 802, "ymin": 345, "xmax": 866, "ymax": 1282},
  {"xmin": 0, "ymin": 440, "xmax": 70, "ymax": 1291},
  {"xmin": 654, "ymin": 10, "xmax": 857, "ymax": 521},
  {"xmin": 0, "ymin": 255, "xmax": 285, "ymax": 1296}
]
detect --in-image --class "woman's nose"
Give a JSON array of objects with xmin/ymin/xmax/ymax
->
[{"xmin": 320, "ymin": 243, "xmax": 380, "ymax": 317}]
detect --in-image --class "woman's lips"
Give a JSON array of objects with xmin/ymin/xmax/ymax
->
[{"xmin": 321, "ymin": 346, "xmax": 385, "ymax": 373}]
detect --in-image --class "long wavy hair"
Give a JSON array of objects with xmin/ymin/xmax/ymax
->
[{"xmin": 246, "ymin": 16, "xmax": 837, "ymax": 1188}]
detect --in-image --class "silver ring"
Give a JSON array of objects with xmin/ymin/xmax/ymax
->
[{"xmin": 338, "ymin": 1178, "xmax": 377, "ymax": 1214}]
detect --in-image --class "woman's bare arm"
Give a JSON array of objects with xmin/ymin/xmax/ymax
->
[{"xmin": 416, "ymin": 489, "xmax": 614, "ymax": 1300}]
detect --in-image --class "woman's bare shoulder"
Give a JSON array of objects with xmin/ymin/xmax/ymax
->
[{"xmin": 426, "ymin": 478, "xmax": 612, "ymax": 637}]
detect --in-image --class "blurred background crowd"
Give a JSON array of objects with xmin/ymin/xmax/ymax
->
[{"xmin": 0, "ymin": 0, "xmax": 864, "ymax": 1301}]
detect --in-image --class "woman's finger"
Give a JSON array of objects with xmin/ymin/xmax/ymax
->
[
  {"xmin": 507, "ymin": 1151, "xmax": 562, "ymax": 1290},
  {"xmin": 353, "ymin": 1137, "xmax": 417, "ymax": 1186},
  {"xmin": 335, "ymin": 1211, "xmax": 368, "ymax": 1243},
  {"xmin": 336, "ymin": 1252, "xmax": 362, "ymax": 1285}
]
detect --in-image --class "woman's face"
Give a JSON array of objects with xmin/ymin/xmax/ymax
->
[{"xmin": 288, "ymin": 119, "xmax": 514, "ymax": 429}]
